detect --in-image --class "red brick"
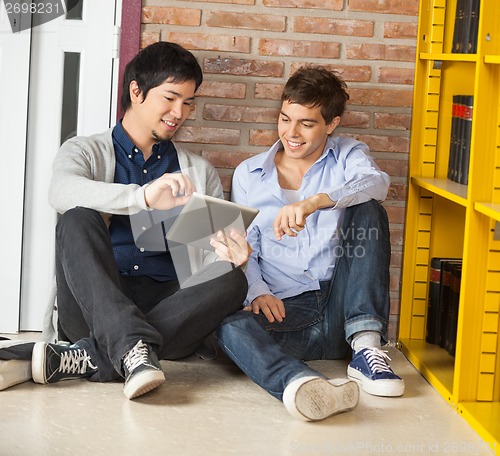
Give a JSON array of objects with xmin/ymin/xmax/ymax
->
[
  {"xmin": 385, "ymin": 206, "xmax": 407, "ymax": 225},
  {"xmin": 390, "ymin": 297, "xmax": 401, "ymax": 315},
  {"xmin": 386, "ymin": 182, "xmax": 407, "ymax": 201},
  {"xmin": 202, "ymin": 150, "xmax": 257, "ymax": 168},
  {"xmin": 206, "ymin": 12, "xmax": 285, "ymax": 32},
  {"xmin": 197, "ymin": 81, "xmax": 247, "ymax": 99},
  {"xmin": 254, "ymin": 83, "xmax": 284, "ymax": 101},
  {"xmin": 340, "ymin": 110, "xmax": 370, "ymax": 129},
  {"xmin": 140, "ymin": 32, "xmax": 160, "ymax": 49},
  {"xmin": 390, "ymin": 250, "xmax": 404, "ymax": 268},
  {"xmin": 346, "ymin": 134, "xmax": 409, "ymax": 153},
  {"xmin": 204, "ymin": 58, "xmax": 284, "ymax": 78},
  {"xmin": 142, "ymin": 6, "xmax": 201, "ymax": 26},
  {"xmin": 293, "ymin": 17, "xmax": 373, "ymax": 37},
  {"xmin": 379, "ymin": 67, "xmax": 414, "ymax": 85},
  {"xmin": 249, "ymin": 129, "xmax": 279, "ymax": 147},
  {"xmin": 348, "ymin": 0, "xmax": 419, "ymax": 16},
  {"xmin": 374, "ymin": 112, "xmax": 412, "ymax": 130},
  {"xmin": 389, "ymin": 227, "xmax": 405, "ymax": 247},
  {"xmin": 346, "ymin": 43, "xmax": 416, "ymax": 62},
  {"xmin": 203, "ymin": 104, "xmax": 280, "ymax": 123},
  {"xmin": 167, "ymin": 32, "xmax": 251, "ymax": 53},
  {"xmin": 175, "ymin": 126, "xmax": 240, "ymax": 145},
  {"xmin": 216, "ymin": 168, "xmax": 238, "ymax": 193},
  {"xmin": 348, "ymin": 88, "xmax": 413, "ymax": 107},
  {"xmin": 263, "ymin": 0, "xmax": 343, "ymax": 10},
  {"xmin": 376, "ymin": 158, "xmax": 409, "ymax": 177},
  {"xmin": 384, "ymin": 21, "xmax": 418, "ymax": 39},
  {"xmin": 389, "ymin": 270, "xmax": 401, "ymax": 292},
  {"xmin": 291, "ymin": 63, "xmax": 371, "ymax": 82},
  {"xmin": 180, "ymin": 0, "xmax": 254, "ymax": 4},
  {"xmin": 260, "ymin": 38, "xmax": 340, "ymax": 59}
]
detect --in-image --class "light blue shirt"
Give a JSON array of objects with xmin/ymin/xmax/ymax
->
[{"xmin": 231, "ymin": 136, "xmax": 390, "ymax": 305}]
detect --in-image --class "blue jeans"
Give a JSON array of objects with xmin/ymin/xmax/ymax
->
[
  {"xmin": 216, "ymin": 200, "xmax": 391, "ymax": 400},
  {"xmin": 55, "ymin": 207, "xmax": 248, "ymax": 382}
]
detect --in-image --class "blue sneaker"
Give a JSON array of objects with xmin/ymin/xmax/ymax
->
[{"xmin": 347, "ymin": 347, "xmax": 404, "ymax": 397}]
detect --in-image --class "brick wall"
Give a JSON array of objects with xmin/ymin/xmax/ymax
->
[{"xmin": 140, "ymin": 0, "xmax": 419, "ymax": 341}]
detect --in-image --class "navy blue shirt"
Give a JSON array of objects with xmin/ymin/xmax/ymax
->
[{"xmin": 109, "ymin": 121, "xmax": 181, "ymax": 281}]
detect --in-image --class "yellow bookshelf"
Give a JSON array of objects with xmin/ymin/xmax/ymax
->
[{"xmin": 400, "ymin": 0, "xmax": 500, "ymax": 452}]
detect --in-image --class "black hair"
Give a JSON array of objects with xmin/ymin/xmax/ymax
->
[
  {"xmin": 281, "ymin": 66, "xmax": 349, "ymax": 124},
  {"xmin": 120, "ymin": 41, "xmax": 203, "ymax": 113}
]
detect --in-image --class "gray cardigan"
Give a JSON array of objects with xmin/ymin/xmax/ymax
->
[{"xmin": 43, "ymin": 128, "xmax": 223, "ymax": 342}]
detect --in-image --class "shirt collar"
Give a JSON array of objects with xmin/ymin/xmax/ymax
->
[
  {"xmin": 250, "ymin": 136, "xmax": 339, "ymax": 177},
  {"xmin": 113, "ymin": 120, "xmax": 170, "ymax": 158}
]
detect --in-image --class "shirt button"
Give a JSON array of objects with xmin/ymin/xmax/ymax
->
[
  {"xmin": 157, "ymin": 155, "xmax": 161, "ymax": 160},
  {"xmin": 143, "ymin": 169, "xmax": 148, "ymax": 174},
  {"xmin": 140, "ymin": 247, "xmax": 145, "ymax": 252},
  {"xmin": 128, "ymin": 155, "xmax": 132, "ymax": 159},
  {"xmin": 142, "ymin": 226, "xmax": 147, "ymax": 231},
  {"xmin": 133, "ymin": 265, "xmax": 139, "ymax": 270},
  {"xmin": 134, "ymin": 148, "xmax": 138, "ymax": 153}
]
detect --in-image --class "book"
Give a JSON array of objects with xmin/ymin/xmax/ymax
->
[
  {"xmin": 447, "ymin": 95, "xmax": 462, "ymax": 181},
  {"xmin": 452, "ymin": 0, "xmax": 466, "ymax": 53},
  {"xmin": 451, "ymin": 0, "xmax": 480, "ymax": 55},
  {"xmin": 447, "ymin": 95, "xmax": 473, "ymax": 185},
  {"xmin": 468, "ymin": 0, "xmax": 480, "ymax": 53},
  {"xmin": 438, "ymin": 259, "xmax": 462, "ymax": 349},
  {"xmin": 446, "ymin": 263, "xmax": 462, "ymax": 356},
  {"xmin": 426, "ymin": 257, "xmax": 444, "ymax": 345},
  {"xmin": 459, "ymin": 95, "xmax": 474, "ymax": 185}
]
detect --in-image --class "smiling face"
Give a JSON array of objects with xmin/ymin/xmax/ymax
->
[
  {"xmin": 278, "ymin": 101, "xmax": 340, "ymax": 164},
  {"xmin": 122, "ymin": 78, "xmax": 196, "ymax": 155}
]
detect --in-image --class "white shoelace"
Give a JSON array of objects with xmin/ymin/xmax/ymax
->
[
  {"xmin": 123, "ymin": 340, "xmax": 149, "ymax": 372},
  {"xmin": 59, "ymin": 348, "xmax": 97, "ymax": 374},
  {"xmin": 362, "ymin": 347, "xmax": 394, "ymax": 374}
]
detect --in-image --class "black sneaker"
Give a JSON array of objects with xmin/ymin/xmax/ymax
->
[
  {"xmin": 32, "ymin": 341, "xmax": 97, "ymax": 384},
  {"xmin": 122, "ymin": 340, "xmax": 165, "ymax": 399}
]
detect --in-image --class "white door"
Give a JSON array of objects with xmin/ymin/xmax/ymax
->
[
  {"xmin": 0, "ymin": 6, "xmax": 31, "ymax": 333},
  {"xmin": 1, "ymin": 1, "xmax": 120, "ymax": 333}
]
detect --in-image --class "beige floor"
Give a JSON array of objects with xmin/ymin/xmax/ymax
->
[{"xmin": 0, "ymin": 333, "xmax": 494, "ymax": 456}]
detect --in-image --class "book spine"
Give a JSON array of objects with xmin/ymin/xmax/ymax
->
[
  {"xmin": 447, "ymin": 263, "xmax": 462, "ymax": 357},
  {"xmin": 461, "ymin": 0, "xmax": 473, "ymax": 54},
  {"xmin": 438, "ymin": 259, "xmax": 462, "ymax": 348},
  {"xmin": 468, "ymin": 0, "xmax": 480, "ymax": 53},
  {"xmin": 448, "ymin": 95, "xmax": 461, "ymax": 181},
  {"xmin": 452, "ymin": 0, "xmax": 466, "ymax": 53},
  {"xmin": 459, "ymin": 95, "xmax": 473, "ymax": 185},
  {"xmin": 426, "ymin": 257, "xmax": 443, "ymax": 344}
]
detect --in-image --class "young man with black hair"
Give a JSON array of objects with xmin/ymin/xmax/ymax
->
[
  {"xmin": 216, "ymin": 66, "xmax": 404, "ymax": 422},
  {"xmin": 32, "ymin": 42, "xmax": 250, "ymax": 400}
]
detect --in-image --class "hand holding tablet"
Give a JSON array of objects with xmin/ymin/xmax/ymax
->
[{"xmin": 166, "ymin": 192, "xmax": 259, "ymax": 251}]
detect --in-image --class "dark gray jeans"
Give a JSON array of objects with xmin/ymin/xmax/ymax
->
[{"xmin": 55, "ymin": 207, "xmax": 248, "ymax": 382}]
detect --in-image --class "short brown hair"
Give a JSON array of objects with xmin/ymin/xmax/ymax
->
[{"xmin": 281, "ymin": 66, "xmax": 349, "ymax": 124}]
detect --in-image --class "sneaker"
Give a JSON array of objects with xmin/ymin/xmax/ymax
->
[
  {"xmin": 32, "ymin": 341, "xmax": 97, "ymax": 384},
  {"xmin": 122, "ymin": 340, "xmax": 165, "ymax": 400},
  {"xmin": 282, "ymin": 376, "xmax": 359, "ymax": 421},
  {"xmin": 347, "ymin": 347, "xmax": 405, "ymax": 397}
]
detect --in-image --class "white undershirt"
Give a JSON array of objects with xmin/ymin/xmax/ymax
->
[{"xmin": 282, "ymin": 188, "xmax": 300, "ymax": 203}]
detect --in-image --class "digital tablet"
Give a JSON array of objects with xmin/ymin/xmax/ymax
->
[{"xmin": 165, "ymin": 192, "xmax": 259, "ymax": 251}]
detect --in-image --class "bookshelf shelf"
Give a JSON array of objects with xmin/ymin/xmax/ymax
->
[
  {"xmin": 474, "ymin": 203, "xmax": 500, "ymax": 222},
  {"xmin": 399, "ymin": 338, "xmax": 455, "ymax": 401},
  {"xmin": 400, "ymin": 0, "xmax": 500, "ymax": 452},
  {"xmin": 420, "ymin": 52, "xmax": 478, "ymax": 63},
  {"xmin": 412, "ymin": 177, "xmax": 468, "ymax": 206},
  {"xmin": 485, "ymin": 55, "xmax": 500, "ymax": 64}
]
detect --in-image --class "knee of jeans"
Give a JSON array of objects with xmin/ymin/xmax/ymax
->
[
  {"xmin": 217, "ymin": 310, "xmax": 256, "ymax": 337},
  {"xmin": 56, "ymin": 207, "xmax": 101, "ymax": 238},
  {"xmin": 223, "ymin": 267, "xmax": 249, "ymax": 303},
  {"xmin": 343, "ymin": 200, "xmax": 389, "ymax": 238}
]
